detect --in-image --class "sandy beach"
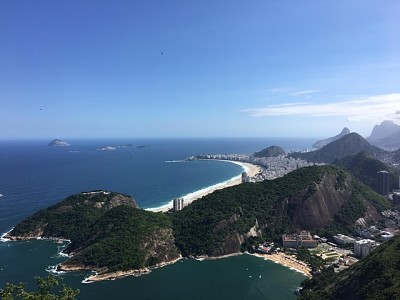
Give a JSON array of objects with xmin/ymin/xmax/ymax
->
[
  {"xmin": 147, "ymin": 161, "xmax": 262, "ymax": 213},
  {"xmin": 253, "ymin": 252, "xmax": 312, "ymax": 278}
]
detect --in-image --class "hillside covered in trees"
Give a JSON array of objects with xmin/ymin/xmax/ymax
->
[
  {"xmin": 299, "ymin": 235, "xmax": 400, "ymax": 300},
  {"xmin": 6, "ymin": 166, "xmax": 391, "ymax": 280},
  {"xmin": 290, "ymin": 133, "xmax": 386, "ymax": 163}
]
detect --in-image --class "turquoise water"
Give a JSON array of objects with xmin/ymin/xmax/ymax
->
[{"xmin": 0, "ymin": 138, "xmax": 312, "ymax": 299}]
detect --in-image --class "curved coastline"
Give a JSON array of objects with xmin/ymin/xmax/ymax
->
[{"xmin": 146, "ymin": 160, "xmax": 261, "ymax": 213}]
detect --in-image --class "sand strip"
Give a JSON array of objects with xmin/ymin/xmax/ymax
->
[
  {"xmin": 253, "ymin": 252, "xmax": 312, "ymax": 278},
  {"xmin": 147, "ymin": 161, "xmax": 262, "ymax": 213}
]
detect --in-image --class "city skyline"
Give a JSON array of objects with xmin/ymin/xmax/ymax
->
[{"xmin": 1, "ymin": 1, "xmax": 399, "ymax": 139}]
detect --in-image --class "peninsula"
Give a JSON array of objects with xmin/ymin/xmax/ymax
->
[{"xmin": 4, "ymin": 164, "xmax": 393, "ymax": 282}]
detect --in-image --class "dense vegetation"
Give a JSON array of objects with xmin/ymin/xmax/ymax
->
[
  {"xmin": 11, "ymin": 191, "xmax": 136, "ymax": 244},
  {"xmin": 8, "ymin": 165, "xmax": 392, "ymax": 277},
  {"xmin": 8, "ymin": 192, "xmax": 180, "ymax": 275},
  {"xmin": 335, "ymin": 151, "xmax": 400, "ymax": 192},
  {"xmin": 300, "ymin": 236, "xmax": 400, "ymax": 299},
  {"xmin": 0, "ymin": 276, "xmax": 79, "ymax": 300},
  {"xmin": 65, "ymin": 206, "xmax": 178, "ymax": 272},
  {"xmin": 172, "ymin": 165, "xmax": 389, "ymax": 256}
]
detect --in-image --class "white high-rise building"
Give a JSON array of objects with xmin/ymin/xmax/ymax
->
[
  {"xmin": 173, "ymin": 197, "xmax": 184, "ymax": 211},
  {"xmin": 354, "ymin": 239, "xmax": 380, "ymax": 258}
]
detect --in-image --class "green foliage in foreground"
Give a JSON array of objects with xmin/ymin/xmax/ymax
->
[
  {"xmin": 0, "ymin": 276, "xmax": 79, "ymax": 300},
  {"xmin": 300, "ymin": 236, "xmax": 400, "ymax": 299}
]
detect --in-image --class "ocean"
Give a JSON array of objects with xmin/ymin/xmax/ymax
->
[{"xmin": 0, "ymin": 138, "xmax": 314, "ymax": 299}]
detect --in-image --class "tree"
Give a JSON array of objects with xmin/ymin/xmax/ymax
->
[{"xmin": 0, "ymin": 275, "xmax": 79, "ymax": 300}]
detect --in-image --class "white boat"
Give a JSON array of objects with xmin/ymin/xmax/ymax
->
[{"xmin": 0, "ymin": 194, "xmax": 3, "ymax": 197}]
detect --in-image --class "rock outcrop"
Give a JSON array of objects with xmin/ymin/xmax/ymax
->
[{"xmin": 288, "ymin": 173, "xmax": 352, "ymax": 230}]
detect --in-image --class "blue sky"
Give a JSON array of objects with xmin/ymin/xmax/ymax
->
[{"xmin": 1, "ymin": 1, "xmax": 399, "ymax": 139}]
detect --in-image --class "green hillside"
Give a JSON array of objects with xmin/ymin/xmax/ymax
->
[
  {"xmin": 6, "ymin": 166, "xmax": 392, "ymax": 278},
  {"xmin": 172, "ymin": 165, "xmax": 390, "ymax": 256},
  {"xmin": 290, "ymin": 133, "xmax": 385, "ymax": 163},
  {"xmin": 253, "ymin": 145, "xmax": 285, "ymax": 158},
  {"xmin": 299, "ymin": 235, "xmax": 400, "ymax": 300},
  {"xmin": 335, "ymin": 151, "xmax": 400, "ymax": 192}
]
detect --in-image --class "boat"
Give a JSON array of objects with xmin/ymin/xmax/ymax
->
[{"xmin": 0, "ymin": 194, "xmax": 3, "ymax": 197}]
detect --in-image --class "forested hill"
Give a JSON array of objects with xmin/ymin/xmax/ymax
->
[
  {"xmin": 290, "ymin": 133, "xmax": 386, "ymax": 163},
  {"xmin": 335, "ymin": 151, "xmax": 400, "ymax": 192},
  {"xmin": 253, "ymin": 145, "xmax": 285, "ymax": 158},
  {"xmin": 6, "ymin": 191, "xmax": 180, "ymax": 278},
  {"xmin": 6, "ymin": 166, "xmax": 391, "ymax": 278},
  {"xmin": 171, "ymin": 165, "xmax": 390, "ymax": 256},
  {"xmin": 299, "ymin": 235, "xmax": 400, "ymax": 299},
  {"xmin": 8, "ymin": 191, "xmax": 138, "ymax": 241}
]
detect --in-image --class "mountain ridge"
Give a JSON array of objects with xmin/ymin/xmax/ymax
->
[{"xmin": 312, "ymin": 127, "xmax": 350, "ymax": 149}]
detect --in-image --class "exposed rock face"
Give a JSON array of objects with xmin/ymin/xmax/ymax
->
[
  {"xmin": 48, "ymin": 139, "xmax": 70, "ymax": 146},
  {"xmin": 141, "ymin": 228, "xmax": 181, "ymax": 265},
  {"xmin": 288, "ymin": 173, "xmax": 352, "ymax": 230},
  {"xmin": 313, "ymin": 127, "xmax": 350, "ymax": 149},
  {"xmin": 211, "ymin": 217, "xmax": 262, "ymax": 256},
  {"xmin": 60, "ymin": 227, "xmax": 181, "ymax": 275},
  {"xmin": 367, "ymin": 121, "xmax": 400, "ymax": 150},
  {"xmin": 80, "ymin": 191, "xmax": 137, "ymax": 210},
  {"xmin": 368, "ymin": 120, "xmax": 400, "ymax": 141}
]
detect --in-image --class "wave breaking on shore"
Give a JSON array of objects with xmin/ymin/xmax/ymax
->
[{"xmin": 146, "ymin": 160, "xmax": 255, "ymax": 212}]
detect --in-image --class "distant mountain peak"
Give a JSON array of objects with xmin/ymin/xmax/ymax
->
[
  {"xmin": 291, "ymin": 132, "xmax": 386, "ymax": 164},
  {"xmin": 312, "ymin": 127, "xmax": 351, "ymax": 149},
  {"xmin": 368, "ymin": 120, "xmax": 400, "ymax": 141}
]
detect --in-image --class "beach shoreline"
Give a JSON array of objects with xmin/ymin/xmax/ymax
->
[
  {"xmin": 146, "ymin": 160, "xmax": 262, "ymax": 213},
  {"xmin": 252, "ymin": 252, "xmax": 312, "ymax": 278}
]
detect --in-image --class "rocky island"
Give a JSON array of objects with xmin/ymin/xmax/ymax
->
[{"xmin": 48, "ymin": 139, "xmax": 70, "ymax": 147}]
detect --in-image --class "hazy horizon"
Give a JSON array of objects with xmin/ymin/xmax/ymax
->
[{"xmin": 1, "ymin": 1, "xmax": 399, "ymax": 139}]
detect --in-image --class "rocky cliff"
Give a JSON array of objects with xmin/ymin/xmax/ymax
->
[
  {"xmin": 288, "ymin": 172, "xmax": 352, "ymax": 230},
  {"xmin": 172, "ymin": 166, "xmax": 390, "ymax": 256}
]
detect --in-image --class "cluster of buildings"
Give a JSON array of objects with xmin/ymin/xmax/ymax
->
[
  {"xmin": 281, "ymin": 229, "xmax": 392, "ymax": 261},
  {"xmin": 333, "ymin": 233, "xmax": 382, "ymax": 258},
  {"xmin": 190, "ymin": 152, "xmax": 320, "ymax": 182},
  {"xmin": 282, "ymin": 231, "xmax": 317, "ymax": 248}
]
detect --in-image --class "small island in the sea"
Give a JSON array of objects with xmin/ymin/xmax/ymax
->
[
  {"xmin": 97, "ymin": 146, "xmax": 116, "ymax": 151},
  {"xmin": 48, "ymin": 139, "xmax": 70, "ymax": 147}
]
